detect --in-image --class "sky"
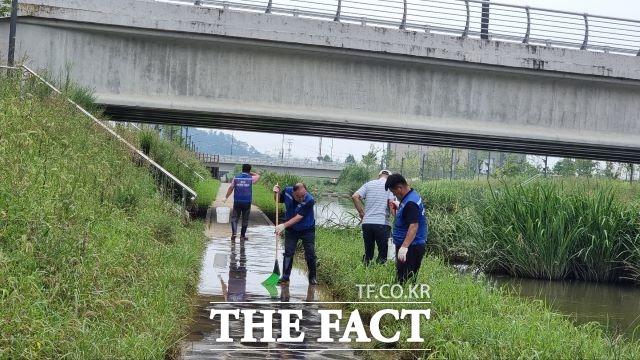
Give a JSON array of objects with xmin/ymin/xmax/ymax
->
[{"xmin": 198, "ymin": 0, "xmax": 639, "ymax": 162}]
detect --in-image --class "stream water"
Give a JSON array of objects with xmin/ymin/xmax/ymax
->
[{"xmin": 182, "ymin": 225, "xmax": 363, "ymax": 359}]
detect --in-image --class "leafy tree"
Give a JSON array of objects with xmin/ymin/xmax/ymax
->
[
  {"xmin": 494, "ymin": 154, "xmax": 539, "ymax": 178},
  {"xmin": 575, "ymin": 159, "xmax": 597, "ymax": 177},
  {"xmin": 323, "ymin": 154, "xmax": 332, "ymax": 162},
  {"xmin": 361, "ymin": 145, "xmax": 379, "ymax": 170},
  {"xmin": 553, "ymin": 158, "xmax": 576, "ymax": 177},
  {"xmin": 1, "ymin": 0, "xmax": 11, "ymax": 17},
  {"xmin": 338, "ymin": 164, "xmax": 371, "ymax": 192},
  {"xmin": 345, "ymin": 154, "xmax": 356, "ymax": 164},
  {"xmin": 600, "ymin": 161, "xmax": 621, "ymax": 179}
]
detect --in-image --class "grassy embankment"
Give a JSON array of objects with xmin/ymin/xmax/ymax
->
[
  {"xmin": 316, "ymin": 227, "xmax": 640, "ymax": 359},
  {"xmin": 120, "ymin": 127, "xmax": 219, "ymax": 214},
  {"xmin": 0, "ymin": 74, "xmax": 205, "ymax": 358}
]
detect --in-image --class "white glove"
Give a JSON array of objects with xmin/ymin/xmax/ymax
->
[
  {"xmin": 397, "ymin": 246, "xmax": 408, "ymax": 263},
  {"xmin": 273, "ymin": 184, "xmax": 280, "ymax": 193},
  {"xmin": 275, "ymin": 224, "xmax": 285, "ymax": 235}
]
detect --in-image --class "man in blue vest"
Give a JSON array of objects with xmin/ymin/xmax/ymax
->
[
  {"xmin": 224, "ymin": 164, "xmax": 260, "ymax": 240},
  {"xmin": 273, "ymin": 182, "xmax": 317, "ymax": 285},
  {"xmin": 385, "ymin": 174, "xmax": 427, "ymax": 284}
]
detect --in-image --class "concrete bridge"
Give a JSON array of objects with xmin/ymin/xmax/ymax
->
[
  {"xmin": 2, "ymin": 0, "xmax": 640, "ymax": 162},
  {"xmin": 197, "ymin": 153, "xmax": 344, "ymax": 178}
]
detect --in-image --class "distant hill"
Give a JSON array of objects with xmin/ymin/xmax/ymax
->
[{"xmin": 188, "ymin": 128, "xmax": 266, "ymax": 157}]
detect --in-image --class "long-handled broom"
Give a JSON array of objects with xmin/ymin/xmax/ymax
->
[{"xmin": 262, "ymin": 187, "xmax": 280, "ymax": 286}]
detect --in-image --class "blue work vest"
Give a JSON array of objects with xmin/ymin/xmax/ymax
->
[
  {"xmin": 283, "ymin": 187, "xmax": 315, "ymax": 232},
  {"xmin": 233, "ymin": 173, "xmax": 253, "ymax": 204},
  {"xmin": 393, "ymin": 189, "xmax": 427, "ymax": 246}
]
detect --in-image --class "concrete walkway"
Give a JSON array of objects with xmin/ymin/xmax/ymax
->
[
  {"xmin": 205, "ymin": 183, "xmax": 271, "ymax": 238},
  {"xmin": 182, "ymin": 183, "xmax": 361, "ymax": 359}
]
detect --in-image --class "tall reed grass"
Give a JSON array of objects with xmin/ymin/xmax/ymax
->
[{"xmin": 315, "ymin": 228, "xmax": 640, "ymax": 358}]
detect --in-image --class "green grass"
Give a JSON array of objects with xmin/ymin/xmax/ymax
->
[
  {"xmin": 0, "ymin": 74, "xmax": 205, "ymax": 358},
  {"xmin": 410, "ymin": 179, "xmax": 640, "ymax": 283},
  {"xmin": 315, "ymin": 228, "xmax": 640, "ymax": 359},
  {"xmin": 193, "ymin": 178, "xmax": 220, "ymax": 207}
]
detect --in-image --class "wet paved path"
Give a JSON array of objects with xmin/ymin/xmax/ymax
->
[{"xmin": 181, "ymin": 184, "xmax": 362, "ymax": 359}]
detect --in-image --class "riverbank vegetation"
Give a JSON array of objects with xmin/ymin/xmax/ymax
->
[
  {"xmin": 0, "ymin": 74, "xmax": 205, "ymax": 358},
  {"xmin": 316, "ymin": 228, "xmax": 640, "ymax": 358},
  {"xmin": 413, "ymin": 179, "xmax": 640, "ymax": 284}
]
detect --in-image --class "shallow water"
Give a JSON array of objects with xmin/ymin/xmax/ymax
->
[
  {"xmin": 491, "ymin": 275, "xmax": 640, "ymax": 339},
  {"xmin": 182, "ymin": 225, "xmax": 363, "ymax": 359}
]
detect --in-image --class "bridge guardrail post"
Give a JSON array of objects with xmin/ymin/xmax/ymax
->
[
  {"xmin": 400, "ymin": 0, "xmax": 407, "ymax": 30},
  {"xmin": 523, "ymin": 6, "xmax": 530, "ymax": 44},
  {"xmin": 265, "ymin": 0, "xmax": 272, "ymax": 14},
  {"xmin": 334, "ymin": 0, "xmax": 341, "ymax": 22},
  {"xmin": 462, "ymin": 0, "xmax": 470, "ymax": 38},
  {"xmin": 581, "ymin": 13, "xmax": 589, "ymax": 50}
]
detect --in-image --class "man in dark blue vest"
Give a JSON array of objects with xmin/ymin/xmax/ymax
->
[
  {"xmin": 385, "ymin": 174, "xmax": 427, "ymax": 284},
  {"xmin": 224, "ymin": 164, "xmax": 260, "ymax": 240},
  {"xmin": 273, "ymin": 182, "xmax": 317, "ymax": 285}
]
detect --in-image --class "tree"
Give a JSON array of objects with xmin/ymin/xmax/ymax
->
[
  {"xmin": 323, "ymin": 154, "xmax": 332, "ymax": 162},
  {"xmin": 345, "ymin": 154, "xmax": 356, "ymax": 164},
  {"xmin": 338, "ymin": 164, "xmax": 371, "ymax": 192},
  {"xmin": 494, "ymin": 154, "xmax": 539, "ymax": 178},
  {"xmin": 1, "ymin": 0, "xmax": 10, "ymax": 17},
  {"xmin": 575, "ymin": 159, "xmax": 597, "ymax": 177},
  {"xmin": 361, "ymin": 145, "xmax": 379, "ymax": 170},
  {"xmin": 600, "ymin": 161, "xmax": 621, "ymax": 179},
  {"xmin": 553, "ymin": 158, "xmax": 576, "ymax": 177}
]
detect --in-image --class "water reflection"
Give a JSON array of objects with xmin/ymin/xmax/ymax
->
[
  {"xmin": 314, "ymin": 199, "xmax": 359, "ymax": 228},
  {"xmin": 492, "ymin": 275, "xmax": 640, "ymax": 339},
  {"xmin": 183, "ymin": 226, "xmax": 362, "ymax": 359}
]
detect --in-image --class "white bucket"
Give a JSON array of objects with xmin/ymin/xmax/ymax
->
[{"xmin": 216, "ymin": 207, "xmax": 230, "ymax": 223}]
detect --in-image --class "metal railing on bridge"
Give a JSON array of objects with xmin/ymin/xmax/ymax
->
[
  {"xmin": 2, "ymin": 64, "xmax": 198, "ymax": 212},
  {"xmin": 167, "ymin": 0, "xmax": 640, "ymax": 56},
  {"xmin": 197, "ymin": 153, "xmax": 346, "ymax": 170}
]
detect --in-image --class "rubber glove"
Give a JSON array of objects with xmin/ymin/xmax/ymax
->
[
  {"xmin": 275, "ymin": 223, "xmax": 285, "ymax": 235},
  {"xmin": 398, "ymin": 246, "xmax": 408, "ymax": 263},
  {"xmin": 273, "ymin": 184, "xmax": 280, "ymax": 193}
]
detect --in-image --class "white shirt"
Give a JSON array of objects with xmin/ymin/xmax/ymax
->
[{"xmin": 356, "ymin": 178, "xmax": 395, "ymax": 225}]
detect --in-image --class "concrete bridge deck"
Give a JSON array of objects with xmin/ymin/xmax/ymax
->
[{"xmin": 2, "ymin": 0, "xmax": 640, "ymax": 162}]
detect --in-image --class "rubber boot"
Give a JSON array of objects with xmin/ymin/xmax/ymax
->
[
  {"xmin": 278, "ymin": 255, "xmax": 294, "ymax": 285},
  {"xmin": 230, "ymin": 221, "xmax": 237, "ymax": 240},
  {"xmin": 306, "ymin": 256, "xmax": 318, "ymax": 285}
]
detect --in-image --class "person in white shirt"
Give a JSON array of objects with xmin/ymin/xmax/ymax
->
[{"xmin": 351, "ymin": 169, "xmax": 395, "ymax": 265}]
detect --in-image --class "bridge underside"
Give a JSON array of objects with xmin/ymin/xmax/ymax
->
[
  {"xmin": 5, "ymin": 0, "xmax": 640, "ymax": 163},
  {"xmin": 104, "ymin": 104, "xmax": 639, "ymax": 163}
]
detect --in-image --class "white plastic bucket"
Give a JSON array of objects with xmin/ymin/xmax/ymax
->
[{"xmin": 216, "ymin": 207, "xmax": 230, "ymax": 223}]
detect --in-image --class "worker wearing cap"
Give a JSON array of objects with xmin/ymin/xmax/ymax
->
[
  {"xmin": 351, "ymin": 169, "xmax": 395, "ymax": 265},
  {"xmin": 385, "ymin": 174, "xmax": 427, "ymax": 284}
]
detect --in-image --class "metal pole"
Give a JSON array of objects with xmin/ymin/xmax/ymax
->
[
  {"xmin": 449, "ymin": 148, "xmax": 454, "ymax": 181},
  {"xmin": 543, "ymin": 156, "xmax": 548, "ymax": 177},
  {"xmin": 281, "ymin": 134, "xmax": 285, "ymax": 161},
  {"xmin": 7, "ymin": 0, "xmax": 19, "ymax": 66},
  {"xmin": 420, "ymin": 153, "xmax": 425, "ymax": 180},
  {"xmin": 487, "ymin": 151, "xmax": 491, "ymax": 180}
]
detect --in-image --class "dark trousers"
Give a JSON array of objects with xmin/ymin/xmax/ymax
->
[
  {"xmin": 230, "ymin": 202, "xmax": 251, "ymax": 237},
  {"xmin": 282, "ymin": 229, "xmax": 317, "ymax": 281},
  {"xmin": 362, "ymin": 224, "xmax": 390, "ymax": 265},
  {"xmin": 395, "ymin": 244, "xmax": 426, "ymax": 284}
]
